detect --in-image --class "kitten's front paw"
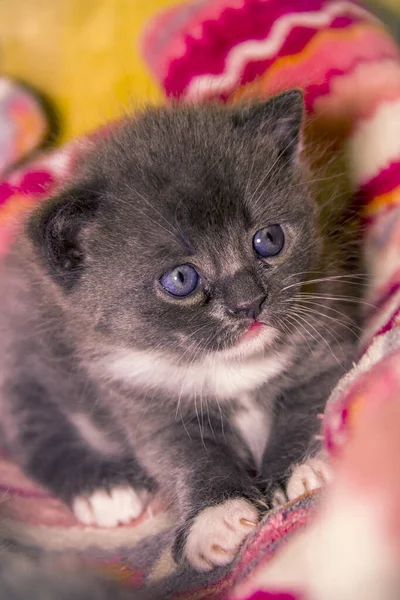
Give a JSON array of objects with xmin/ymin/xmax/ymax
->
[
  {"xmin": 184, "ymin": 498, "xmax": 259, "ymax": 571},
  {"xmin": 286, "ymin": 456, "xmax": 333, "ymax": 502},
  {"xmin": 72, "ymin": 485, "xmax": 150, "ymax": 527}
]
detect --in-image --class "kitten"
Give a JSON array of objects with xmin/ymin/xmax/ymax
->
[{"xmin": 0, "ymin": 91, "xmax": 360, "ymax": 571}]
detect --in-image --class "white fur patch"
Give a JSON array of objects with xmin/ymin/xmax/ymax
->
[
  {"xmin": 72, "ymin": 486, "xmax": 149, "ymax": 527},
  {"xmin": 286, "ymin": 456, "xmax": 333, "ymax": 501},
  {"xmin": 70, "ymin": 413, "xmax": 120, "ymax": 455},
  {"xmin": 184, "ymin": 498, "xmax": 259, "ymax": 571},
  {"xmin": 99, "ymin": 344, "xmax": 292, "ymax": 400},
  {"xmin": 233, "ymin": 395, "xmax": 270, "ymax": 468}
]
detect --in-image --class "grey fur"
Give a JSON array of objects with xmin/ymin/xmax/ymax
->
[{"xmin": 0, "ymin": 93, "xmax": 361, "ymax": 578}]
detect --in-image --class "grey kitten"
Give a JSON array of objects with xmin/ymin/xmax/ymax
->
[{"xmin": 0, "ymin": 91, "xmax": 360, "ymax": 572}]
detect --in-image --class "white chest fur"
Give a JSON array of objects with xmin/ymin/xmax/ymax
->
[
  {"xmin": 233, "ymin": 394, "xmax": 271, "ymax": 469},
  {"xmin": 101, "ymin": 346, "xmax": 292, "ymax": 400}
]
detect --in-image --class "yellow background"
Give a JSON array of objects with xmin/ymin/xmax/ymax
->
[{"xmin": 0, "ymin": 0, "xmax": 183, "ymax": 142}]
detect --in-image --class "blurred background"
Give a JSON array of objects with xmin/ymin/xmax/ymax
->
[
  {"xmin": 0, "ymin": 0, "xmax": 183, "ymax": 143},
  {"xmin": 0, "ymin": 0, "xmax": 399, "ymax": 144}
]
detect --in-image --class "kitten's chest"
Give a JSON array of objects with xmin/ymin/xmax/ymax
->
[{"xmin": 232, "ymin": 394, "xmax": 271, "ymax": 470}]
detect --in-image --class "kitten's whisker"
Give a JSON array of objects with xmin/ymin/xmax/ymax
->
[
  {"xmin": 178, "ymin": 326, "xmax": 221, "ymax": 445},
  {"xmin": 307, "ymin": 279, "xmax": 370, "ymax": 288},
  {"xmin": 194, "ymin": 392, "xmax": 204, "ymax": 449},
  {"xmin": 282, "ymin": 313, "xmax": 317, "ymax": 354},
  {"xmin": 129, "ymin": 188, "xmax": 182, "ymax": 240},
  {"xmin": 206, "ymin": 396, "xmax": 216, "ymax": 442},
  {"xmin": 175, "ymin": 324, "xmax": 212, "ymax": 366},
  {"xmin": 293, "ymin": 304, "xmax": 358, "ymax": 346},
  {"xmin": 213, "ymin": 339, "xmax": 227, "ymax": 441},
  {"xmin": 287, "ymin": 298, "xmax": 362, "ymax": 331},
  {"xmin": 293, "ymin": 293, "xmax": 376, "ymax": 309},
  {"xmin": 286, "ymin": 172, "xmax": 346, "ymax": 190},
  {"xmin": 244, "ymin": 136, "xmax": 263, "ymax": 200},
  {"xmin": 248, "ymin": 130, "xmax": 302, "ymax": 207},
  {"xmin": 174, "ymin": 330, "xmax": 214, "ymax": 436},
  {"xmin": 195, "ymin": 330, "xmax": 227, "ymax": 446},
  {"xmin": 281, "ymin": 274, "xmax": 371, "ymax": 292},
  {"xmin": 199, "ymin": 389, "xmax": 206, "ymax": 450},
  {"xmin": 116, "ymin": 198, "xmax": 177, "ymax": 241},
  {"xmin": 136, "ymin": 389, "xmax": 158, "ymax": 431},
  {"xmin": 274, "ymin": 313, "xmax": 313, "ymax": 351},
  {"xmin": 293, "ymin": 302, "xmax": 355, "ymax": 330},
  {"xmin": 294, "ymin": 305, "xmax": 349, "ymax": 358},
  {"xmin": 281, "ymin": 270, "xmax": 369, "ymax": 284},
  {"xmin": 178, "ymin": 398, "xmax": 192, "ymax": 441},
  {"xmin": 281, "ymin": 269, "xmax": 331, "ymax": 284},
  {"xmin": 173, "ymin": 194, "xmax": 193, "ymax": 247},
  {"xmin": 286, "ymin": 309, "xmax": 342, "ymax": 366}
]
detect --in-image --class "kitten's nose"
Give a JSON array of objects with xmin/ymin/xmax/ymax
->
[{"xmin": 231, "ymin": 296, "xmax": 266, "ymax": 320}]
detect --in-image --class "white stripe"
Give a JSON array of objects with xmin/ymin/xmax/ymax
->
[
  {"xmin": 185, "ymin": 1, "xmax": 377, "ymax": 99},
  {"xmin": 348, "ymin": 98, "xmax": 400, "ymax": 187}
]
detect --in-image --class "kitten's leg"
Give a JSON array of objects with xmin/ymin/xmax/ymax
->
[
  {"xmin": 261, "ymin": 370, "xmax": 337, "ymax": 505},
  {"xmin": 2, "ymin": 376, "xmax": 154, "ymax": 525},
  {"xmin": 149, "ymin": 420, "xmax": 261, "ymax": 571}
]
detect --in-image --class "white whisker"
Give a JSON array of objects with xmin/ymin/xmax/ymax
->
[{"xmin": 281, "ymin": 274, "xmax": 371, "ymax": 292}]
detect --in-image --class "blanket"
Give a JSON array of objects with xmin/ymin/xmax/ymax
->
[{"xmin": 1, "ymin": 1, "xmax": 400, "ymax": 598}]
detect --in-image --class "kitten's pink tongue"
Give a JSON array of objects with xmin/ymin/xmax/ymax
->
[{"xmin": 243, "ymin": 321, "xmax": 263, "ymax": 339}]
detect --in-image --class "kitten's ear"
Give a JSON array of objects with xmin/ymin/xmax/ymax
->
[
  {"xmin": 27, "ymin": 181, "xmax": 101, "ymax": 290},
  {"xmin": 232, "ymin": 90, "xmax": 304, "ymax": 161}
]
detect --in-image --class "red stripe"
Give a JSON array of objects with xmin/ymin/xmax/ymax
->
[
  {"xmin": 306, "ymin": 54, "xmax": 400, "ymax": 111},
  {"xmin": 359, "ymin": 161, "xmax": 400, "ymax": 199},
  {"xmin": 233, "ymin": 16, "xmax": 358, "ymax": 106},
  {"xmin": 164, "ymin": 0, "xmax": 341, "ymax": 96},
  {"xmin": 0, "ymin": 182, "xmax": 15, "ymax": 206}
]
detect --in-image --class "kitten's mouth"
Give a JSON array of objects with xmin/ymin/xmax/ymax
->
[
  {"xmin": 238, "ymin": 320, "xmax": 273, "ymax": 347},
  {"xmin": 223, "ymin": 319, "xmax": 278, "ymax": 357},
  {"xmin": 215, "ymin": 320, "xmax": 277, "ymax": 359},
  {"xmin": 243, "ymin": 321, "xmax": 264, "ymax": 339}
]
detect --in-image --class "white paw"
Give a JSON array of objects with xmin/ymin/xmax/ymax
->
[
  {"xmin": 72, "ymin": 486, "xmax": 149, "ymax": 527},
  {"xmin": 184, "ymin": 498, "xmax": 259, "ymax": 571},
  {"xmin": 286, "ymin": 456, "xmax": 333, "ymax": 502}
]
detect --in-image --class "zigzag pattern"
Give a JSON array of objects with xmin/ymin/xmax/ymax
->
[{"xmin": 185, "ymin": 1, "xmax": 376, "ymax": 98}]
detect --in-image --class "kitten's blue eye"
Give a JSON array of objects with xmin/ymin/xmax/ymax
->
[
  {"xmin": 160, "ymin": 264, "xmax": 200, "ymax": 297},
  {"xmin": 253, "ymin": 225, "xmax": 285, "ymax": 257}
]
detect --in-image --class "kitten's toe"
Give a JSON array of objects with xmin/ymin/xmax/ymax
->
[
  {"xmin": 72, "ymin": 486, "xmax": 149, "ymax": 527},
  {"xmin": 271, "ymin": 487, "xmax": 288, "ymax": 508},
  {"xmin": 286, "ymin": 456, "xmax": 333, "ymax": 502},
  {"xmin": 184, "ymin": 498, "xmax": 259, "ymax": 571}
]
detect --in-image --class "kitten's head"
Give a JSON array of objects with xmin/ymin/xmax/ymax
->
[{"xmin": 28, "ymin": 91, "xmax": 321, "ymax": 362}]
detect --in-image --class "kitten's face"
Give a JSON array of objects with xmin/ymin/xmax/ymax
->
[{"xmin": 29, "ymin": 92, "xmax": 320, "ymax": 362}]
